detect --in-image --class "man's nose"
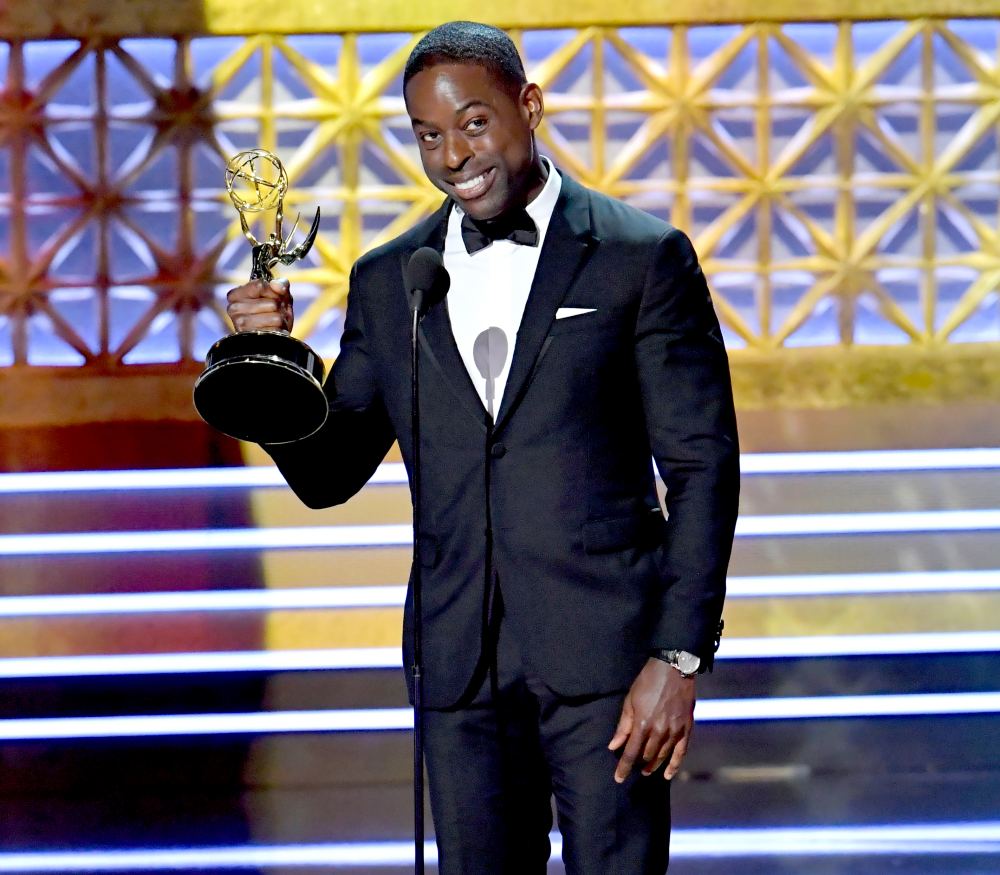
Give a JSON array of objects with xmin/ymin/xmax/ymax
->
[{"xmin": 443, "ymin": 133, "xmax": 472, "ymax": 170}]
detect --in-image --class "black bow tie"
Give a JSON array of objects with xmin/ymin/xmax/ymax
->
[{"xmin": 460, "ymin": 209, "xmax": 539, "ymax": 254}]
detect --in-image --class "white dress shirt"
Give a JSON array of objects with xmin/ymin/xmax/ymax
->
[{"xmin": 443, "ymin": 159, "xmax": 562, "ymax": 419}]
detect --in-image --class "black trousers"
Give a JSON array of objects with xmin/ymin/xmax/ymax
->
[{"xmin": 423, "ymin": 596, "xmax": 671, "ymax": 875}]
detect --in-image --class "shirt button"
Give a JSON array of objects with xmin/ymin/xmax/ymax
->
[{"xmin": 490, "ymin": 442, "xmax": 507, "ymax": 459}]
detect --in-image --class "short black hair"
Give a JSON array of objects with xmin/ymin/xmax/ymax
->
[{"xmin": 403, "ymin": 21, "xmax": 527, "ymax": 97}]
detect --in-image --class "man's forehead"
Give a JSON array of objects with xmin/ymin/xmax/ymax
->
[{"xmin": 406, "ymin": 62, "xmax": 512, "ymax": 99}]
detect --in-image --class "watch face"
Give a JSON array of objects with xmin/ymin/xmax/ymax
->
[{"xmin": 676, "ymin": 651, "xmax": 701, "ymax": 674}]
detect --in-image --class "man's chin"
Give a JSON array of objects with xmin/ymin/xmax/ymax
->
[
  {"xmin": 450, "ymin": 184, "xmax": 513, "ymax": 222},
  {"xmin": 461, "ymin": 198, "xmax": 507, "ymax": 222}
]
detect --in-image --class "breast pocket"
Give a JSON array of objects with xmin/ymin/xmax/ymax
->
[
  {"xmin": 548, "ymin": 308, "xmax": 620, "ymax": 337},
  {"xmin": 534, "ymin": 306, "xmax": 633, "ymax": 392}
]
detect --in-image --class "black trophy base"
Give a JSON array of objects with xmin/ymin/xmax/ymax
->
[{"xmin": 193, "ymin": 331, "xmax": 328, "ymax": 444}]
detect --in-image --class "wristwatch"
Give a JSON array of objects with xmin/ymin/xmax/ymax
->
[{"xmin": 652, "ymin": 649, "xmax": 701, "ymax": 678}]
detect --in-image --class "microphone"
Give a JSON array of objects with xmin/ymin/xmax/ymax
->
[
  {"xmin": 473, "ymin": 327, "xmax": 509, "ymax": 420},
  {"xmin": 405, "ymin": 247, "xmax": 450, "ymax": 316}
]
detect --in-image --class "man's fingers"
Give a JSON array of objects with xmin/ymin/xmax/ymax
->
[
  {"xmin": 614, "ymin": 727, "xmax": 646, "ymax": 784},
  {"xmin": 641, "ymin": 729, "xmax": 667, "ymax": 764},
  {"xmin": 227, "ymin": 279, "xmax": 290, "ymax": 303},
  {"xmin": 640, "ymin": 731, "xmax": 670, "ymax": 774},
  {"xmin": 227, "ymin": 279, "xmax": 293, "ymax": 333},
  {"xmin": 641, "ymin": 740, "xmax": 673, "ymax": 777},
  {"xmin": 663, "ymin": 733, "xmax": 690, "ymax": 781},
  {"xmin": 227, "ymin": 280, "xmax": 268, "ymax": 302},
  {"xmin": 608, "ymin": 700, "xmax": 633, "ymax": 752},
  {"xmin": 231, "ymin": 300, "xmax": 284, "ymax": 316},
  {"xmin": 229, "ymin": 299, "xmax": 287, "ymax": 331},
  {"xmin": 639, "ymin": 726, "xmax": 692, "ymax": 778},
  {"xmin": 232, "ymin": 312, "xmax": 287, "ymax": 332}
]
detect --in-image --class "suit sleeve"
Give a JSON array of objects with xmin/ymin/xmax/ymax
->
[
  {"xmin": 634, "ymin": 227, "xmax": 740, "ymax": 668},
  {"xmin": 264, "ymin": 262, "xmax": 397, "ymax": 509}
]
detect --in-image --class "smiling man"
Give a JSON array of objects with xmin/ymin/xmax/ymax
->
[{"xmin": 227, "ymin": 20, "xmax": 740, "ymax": 874}]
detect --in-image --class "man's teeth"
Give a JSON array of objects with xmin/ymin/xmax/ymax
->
[{"xmin": 455, "ymin": 173, "xmax": 487, "ymax": 192}]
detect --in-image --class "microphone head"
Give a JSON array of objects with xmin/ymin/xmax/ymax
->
[
  {"xmin": 472, "ymin": 327, "xmax": 509, "ymax": 382},
  {"xmin": 405, "ymin": 247, "xmax": 450, "ymax": 315}
]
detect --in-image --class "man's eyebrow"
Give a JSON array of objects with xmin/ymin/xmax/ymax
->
[{"xmin": 410, "ymin": 99, "xmax": 492, "ymax": 127}]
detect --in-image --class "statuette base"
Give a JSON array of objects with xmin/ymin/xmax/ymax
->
[{"xmin": 193, "ymin": 331, "xmax": 327, "ymax": 444}]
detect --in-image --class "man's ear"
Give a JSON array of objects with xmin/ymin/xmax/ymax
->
[{"xmin": 521, "ymin": 82, "xmax": 544, "ymax": 131}]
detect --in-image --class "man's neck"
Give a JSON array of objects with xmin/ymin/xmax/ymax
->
[{"xmin": 519, "ymin": 156, "xmax": 549, "ymax": 210}]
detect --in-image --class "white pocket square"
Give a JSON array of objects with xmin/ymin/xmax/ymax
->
[{"xmin": 555, "ymin": 307, "xmax": 597, "ymax": 319}]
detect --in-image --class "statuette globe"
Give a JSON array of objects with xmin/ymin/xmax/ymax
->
[{"xmin": 225, "ymin": 149, "xmax": 288, "ymax": 214}]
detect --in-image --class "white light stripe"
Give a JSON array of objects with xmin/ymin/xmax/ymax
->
[
  {"xmin": 0, "ymin": 842, "xmax": 434, "ymax": 872},
  {"xmin": 0, "ymin": 691, "xmax": 998, "ymax": 740},
  {"xmin": 0, "ymin": 449, "xmax": 997, "ymax": 497},
  {"xmin": 672, "ymin": 823, "xmax": 1000, "ymax": 856},
  {"xmin": 0, "ymin": 525, "xmax": 413, "ymax": 556},
  {"xmin": 0, "ymin": 586, "xmax": 408, "ymax": 617},
  {"xmin": 739, "ymin": 448, "xmax": 1000, "ymax": 474},
  {"xmin": 0, "ymin": 463, "xmax": 409, "ymax": 494},
  {"xmin": 0, "ymin": 571, "xmax": 994, "ymax": 619},
  {"xmin": 0, "ymin": 823, "xmax": 994, "ymax": 871},
  {"xmin": 697, "ymin": 691, "xmax": 1000, "ymax": 721},
  {"xmin": 0, "ymin": 824, "xmax": 994, "ymax": 873},
  {"xmin": 717, "ymin": 631, "xmax": 1000, "ymax": 659},
  {"xmin": 0, "ymin": 824, "xmax": 997, "ymax": 871},
  {"xmin": 0, "ymin": 467, "xmax": 285, "ymax": 493},
  {"xmin": 727, "ymin": 570, "xmax": 1000, "ymax": 597},
  {"xmin": 366, "ymin": 463, "xmax": 409, "ymax": 484},
  {"xmin": 0, "ymin": 631, "xmax": 996, "ymax": 679},
  {"xmin": 735, "ymin": 509, "xmax": 1000, "ymax": 536},
  {"xmin": 0, "ymin": 648, "xmax": 402, "ymax": 678},
  {"xmin": 0, "ymin": 709, "xmax": 412, "ymax": 740},
  {"xmin": 1, "ymin": 509, "xmax": 998, "ymax": 557}
]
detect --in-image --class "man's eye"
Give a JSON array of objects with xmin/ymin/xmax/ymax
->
[
  {"xmin": 465, "ymin": 118, "xmax": 487, "ymax": 133},
  {"xmin": 419, "ymin": 131, "xmax": 440, "ymax": 145}
]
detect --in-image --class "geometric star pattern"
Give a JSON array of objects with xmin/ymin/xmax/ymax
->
[{"xmin": 0, "ymin": 21, "xmax": 998, "ymax": 369}]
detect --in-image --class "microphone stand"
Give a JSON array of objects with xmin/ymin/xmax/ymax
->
[
  {"xmin": 410, "ymin": 305, "xmax": 425, "ymax": 875},
  {"xmin": 403, "ymin": 247, "xmax": 447, "ymax": 875}
]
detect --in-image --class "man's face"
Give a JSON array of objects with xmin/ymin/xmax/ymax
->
[{"xmin": 405, "ymin": 62, "xmax": 544, "ymax": 221}]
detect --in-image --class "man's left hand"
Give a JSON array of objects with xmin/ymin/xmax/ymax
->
[{"xmin": 608, "ymin": 657, "xmax": 695, "ymax": 783}]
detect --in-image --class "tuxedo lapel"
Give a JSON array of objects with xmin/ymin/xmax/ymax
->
[
  {"xmin": 401, "ymin": 200, "xmax": 491, "ymax": 433},
  {"xmin": 494, "ymin": 176, "xmax": 597, "ymax": 431}
]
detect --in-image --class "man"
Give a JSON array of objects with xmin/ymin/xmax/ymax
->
[{"xmin": 228, "ymin": 21, "xmax": 739, "ymax": 874}]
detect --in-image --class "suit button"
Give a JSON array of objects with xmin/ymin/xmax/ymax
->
[{"xmin": 490, "ymin": 442, "xmax": 507, "ymax": 459}]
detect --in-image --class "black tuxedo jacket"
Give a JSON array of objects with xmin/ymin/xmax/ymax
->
[{"xmin": 267, "ymin": 175, "xmax": 740, "ymax": 709}]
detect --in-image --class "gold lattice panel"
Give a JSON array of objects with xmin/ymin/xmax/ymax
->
[{"xmin": 0, "ymin": 18, "xmax": 999, "ymax": 407}]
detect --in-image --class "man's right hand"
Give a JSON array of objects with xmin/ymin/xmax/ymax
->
[{"xmin": 226, "ymin": 278, "xmax": 294, "ymax": 334}]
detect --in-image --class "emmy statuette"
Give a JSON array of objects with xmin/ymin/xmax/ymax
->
[{"xmin": 193, "ymin": 149, "xmax": 327, "ymax": 444}]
